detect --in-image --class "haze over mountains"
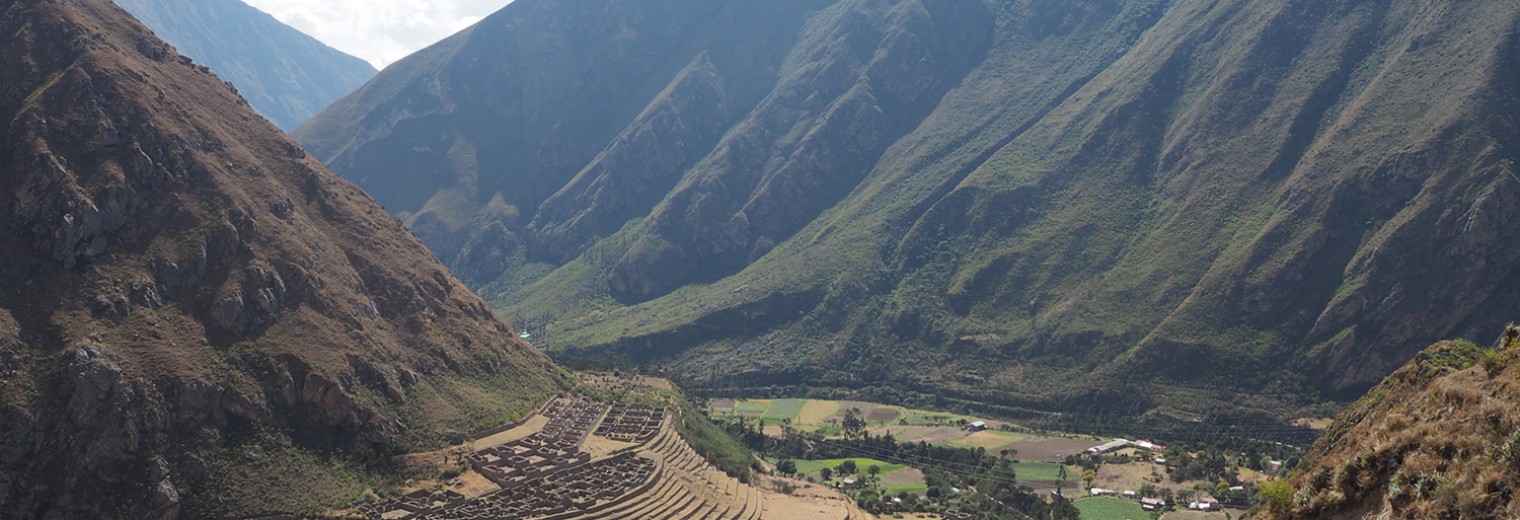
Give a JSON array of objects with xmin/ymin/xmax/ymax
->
[
  {"xmin": 114, "ymin": 0, "xmax": 377, "ymax": 130},
  {"xmin": 299, "ymin": 0, "xmax": 1520, "ymax": 418},
  {"xmin": 0, "ymin": 0, "xmax": 560, "ymax": 516}
]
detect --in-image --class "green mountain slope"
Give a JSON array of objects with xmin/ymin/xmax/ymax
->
[
  {"xmin": 297, "ymin": 0, "xmax": 1520, "ymax": 418},
  {"xmin": 114, "ymin": 0, "xmax": 377, "ymax": 130},
  {"xmin": 0, "ymin": 0, "xmax": 563, "ymax": 516}
]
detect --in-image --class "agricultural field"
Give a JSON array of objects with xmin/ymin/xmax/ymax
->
[
  {"xmin": 1007, "ymin": 461, "xmax": 1079, "ymax": 482},
  {"xmin": 711, "ymin": 398, "xmax": 1103, "ymax": 464},
  {"xmin": 763, "ymin": 398, "xmax": 809, "ymax": 422},
  {"xmin": 1073, "ymin": 496, "xmax": 1147, "ymax": 520}
]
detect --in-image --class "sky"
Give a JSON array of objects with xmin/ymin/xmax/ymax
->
[{"xmin": 242, "ymin": 0, "xmax": 514, "ymax": 69}]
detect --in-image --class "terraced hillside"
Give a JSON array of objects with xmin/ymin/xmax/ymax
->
[
  {"xmin": 364, "ymin": 395, "xmax": 869, "ymax": 520},
  {"xmin": 299, "ymin": 0, "xmax": 1520, "ymax": 419}
]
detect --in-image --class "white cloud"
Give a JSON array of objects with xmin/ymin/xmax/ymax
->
[{"xmin": 242, "ymin": 0, "xmax": 513, "ymax": 69}]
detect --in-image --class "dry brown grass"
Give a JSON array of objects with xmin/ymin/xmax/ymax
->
[{"xmin": 1258, "ymin": 340, "xmax": 1520, "ymax": 519}]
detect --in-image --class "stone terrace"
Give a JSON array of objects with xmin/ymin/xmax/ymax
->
[{"xmin": 361, "ymin": 396, "xmax": 784, "ymax": 520}]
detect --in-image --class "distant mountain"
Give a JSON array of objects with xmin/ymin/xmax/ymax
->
[
  {"xmin": 0, "ymin": 0, "xmax": 561, "ymax": 517},
  {"xmin": 297, "ymin": 0, "xmax": 1520, "ymax": 419},
  {"xmin": 1262, "ymin": 331, "xmax": 1520, "ymax": 518},
  {"xmin": 115, "ymin": 0, "xmax": 376, "ymax": 130}
]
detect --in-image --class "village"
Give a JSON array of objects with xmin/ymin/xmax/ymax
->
[{"xmin": 710, "ymin": 398, "xmax": 1300, "ymax": 520}]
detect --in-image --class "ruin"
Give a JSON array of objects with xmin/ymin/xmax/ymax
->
[{"xmin": 359, "ymin": 396, "xmax": 778, "ymax": 520}]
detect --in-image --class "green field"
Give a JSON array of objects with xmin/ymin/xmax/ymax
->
[
  {"xmin": 1074, "ymin": 497, "xmax": 1147, "ymax": 520},
  {"xmin": 884, "ymin": 483, "xmax": 929, "ymax": 494},
  {"xmin": 1008, "ymin": 461, "xmax": 1078, "ymax": 482},
  {"xmin": 899, "ymin": 409, "xmax": 977, "ymax": 426},
  {"xmin": 791, "ymin": 458, "xmax": 904, "ymax": 476},
  {"xmin": 733, "ymin": 400, "xmax": 768, "ymax": 416},
  {"xmin": 762, "ymin": 398, "xmax": 808, "ymax": 422}
]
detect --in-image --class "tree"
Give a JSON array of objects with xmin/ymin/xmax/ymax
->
[
  {"xmin": 842, "ymin": 408, "xmax": 867, "ymax": 439},
  {"xmin": 1056, "ymin": 464, "xmax": 1069, "ymax": 497},
  {"xmin": 1051, "ymin": 495, "xmax": 1081, "ymax": 520},
  {"xmin": 839, "ymin": 459, "xmax": 858, "ymax": 475},
  {"xmin": 868, "ymin": 464, "xmax": 881, "ymax": 483},
  {"xmin": 1256, "ymin": 480, "xmax": 1294, "ymax": 515},
  {"xmin": 820, "ymin": 467, "xmax": 833, "ymax": 481},
  {"xmin": 776, "ymin": 459, "xmax": 797, "ymax": 476},
  {"xmin": 1082, "ymin": 468, "xmax": 1097, "ymax": 490}
]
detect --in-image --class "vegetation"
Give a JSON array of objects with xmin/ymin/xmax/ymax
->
[
  {"xmin": 1263, "ymin": 336, "xmax": 1520, "ymax": 518},
  {"xmin": 180, "ymin": 430, "xmax": 387, "ymax": 517},
  {"xmin": 1073, "ymin": 497, "xmax": 1147, "ymax": 520},
  {"xmin": 674, "ymin": 395, "xmax": 756, "ymax": 482}
]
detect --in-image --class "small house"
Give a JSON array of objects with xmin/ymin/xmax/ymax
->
[
  {"xmin": 965, "ymin": 420, "xmax": 988, "ymax": 432},
  {"xmin": 1141, "ymin": 498, "xmax": 1166, "ymax": 511}
]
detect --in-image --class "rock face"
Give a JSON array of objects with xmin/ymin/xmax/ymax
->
[
  {"xmin": 0, "ymin": 0, "xmax": 561, "ymax": 517},
  {"xmin": 300, "ymin": 0, "xmax": 1520, "ymax": 415},
  {"xmin": 1259, "ymin": 334, "xmax": 1520, "ymax": 519},
  {"xmin": 113, "ymin": 0, "xmax": 376, "ymax": 130}
]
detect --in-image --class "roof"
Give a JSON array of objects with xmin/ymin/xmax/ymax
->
[{"xmin": 1088, "ymin": 438, "xmax": 1131, "ymax": 452}]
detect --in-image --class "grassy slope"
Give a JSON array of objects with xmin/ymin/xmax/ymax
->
[{"xmin": 504, "ymin": 0, "xmax": 1520, "ymax": 421}]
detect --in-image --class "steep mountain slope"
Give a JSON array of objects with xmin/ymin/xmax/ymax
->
[
  {"xmin": 1257, "ymin": 331, "xmax": 1520, "ymax": 519},
  {"xmin": 298, "ymin": 0, "xmax": 1520, "ymax": 418},
  {"xmin": 0, "ymin": 0, "xmax": 563, "ymax": 517},
  {"xmin": 114, "ymin": 0, "xmax": 377, "ymax": 130}
]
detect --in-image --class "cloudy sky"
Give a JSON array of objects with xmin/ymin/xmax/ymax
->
[{"xmin": 242, "ymin": 0, "xmax": 514, "ymax": 69}]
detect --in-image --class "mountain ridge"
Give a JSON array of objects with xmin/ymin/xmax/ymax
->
[
  {"xmin": 299, "ymin": 0, "xmax": 1520, "ymax": 419},
  {"xmin": 0, "ymin": 0, "xmax": 563, "ymax": 516},
  {"xmin": 114, "ymin": 0, "xmax": 377, "ymax": 130}
]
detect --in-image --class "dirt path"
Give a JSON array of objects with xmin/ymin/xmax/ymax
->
[
  {"xmin": 470, "ymin": 414, "xmax": 549, "ymax": 451},
  {"xmin": 756, "ymin": 475, "xmax": 875, "ymax": 519}
]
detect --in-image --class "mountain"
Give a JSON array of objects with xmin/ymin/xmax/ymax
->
[
  {"xmin": 113, "ymin": 0, "xmax": 377, "ymax": 130},
  {"xmin": 0, "ymin": 0, "xmax": 563, "ymax": 517},
  {"xmin": 1258, "ymin": 330, "xmax": 1520, "ymax": 519},
  {"xmin": 297, "ymin": 0, "xmax": 1520, "ymax": 419}
]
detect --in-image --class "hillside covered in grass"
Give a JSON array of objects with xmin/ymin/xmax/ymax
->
[
  {"xmin": 298, "ymin": 0, "xmax": 1520, "ymax": 418},
  {"xmin": 1256, "ymin": 330, "xmax": 1520, "ymax": 518}
]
